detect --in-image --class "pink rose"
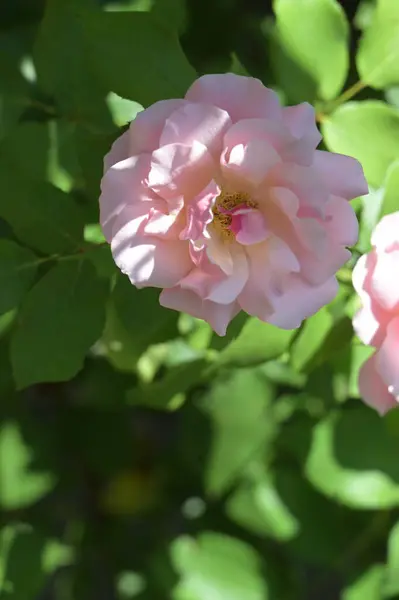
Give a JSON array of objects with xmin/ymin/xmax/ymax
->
[
  {"xmin": 100, "ymin": 74, "xmax": 367, "ymax": 335},
  {"xmin": 353, "ymin": 212, "xmax": 399, "ymax": 415}
]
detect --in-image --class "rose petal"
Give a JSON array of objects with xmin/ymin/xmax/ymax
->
[
  {"xmin": 371, "ymin": 212, "xmax": 399, "ymax": 251},
  {"xmin": 267, "ymin": 275, "xmax": 339, "ymax": 329},
  {"xmin": 282, "ymin": 103, "xmax": 321, "ymax": 151},
  {"xmin": 180, "ymin": 180, "xmax": 219, "ymax": 241},
  {"xmin": 160, "ymin": 102, "xmax": 232, "ymax": 159},
  {"xmin": 375, "ymin": 316, "xmax": 399, "ymax": 398},
  {"xmin": 185, "ymin": 73, "xmax": 282, "ymax": 123},
  {"xmin": 325, "ymin": 195, "xmax": 359, "ymax": 246},
  {"xmin": 160, "ymin": 287, "xmax": 240, "ymax": 335},
  {"xmin": 222, "ymin": 140, "xmax": 281, "ymax": 188},
  {"xmin": 206, "ymin": 247, "xmax": 249, "ymax": 304},
  {"xmin": 111, "ymin": 209, "xmax": 192, "ymax": 288},
  {"xmin": 99, "ymin": 155, "xmax": 153, "ymax": 242},
  {"xmin": 370, "ymin": 250, "xmax": 399, "ymax": 311},
  {"xmin": 130, "ymin": 99, "xmax": 186, "ymax": 154},
  {"xmin": 358, "ymin": 354, "xmax": 398, "ymax": 416},
  {"xmin": 147, "ymin": 141, "xmax": 215, "ymax": 200},
  {"xmin": 313, "ymin": 150, "xmax": 368, "ymax": 200},
  {"xmin": 104, "ymin": 130, "xmax": 131, "ymax": 172},
  {"xmin": 233, "ymin": 209, "xmax": 269, "ymax": 245}
]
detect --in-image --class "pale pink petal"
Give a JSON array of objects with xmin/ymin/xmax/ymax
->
[
  {"xmin": 99, "ymin": 155, "xmax": 153, "ymax": 242},
  {"xmin": 104, "ymin": 130, "xmax": 131, "ymax": 172},
  {"xmin": 375, "ymin": 317, "xmax": 399, "ymax": 398},
  {"xmin": 130, "ymin": 99, "xmax": 186, "ymax": 154},
  {"xmin": 325, "ymin": 195, "xmax": 359, "ymax": 246},
  {"xmin": 352, "ymin": 254, "xmax": 370, "ymax": 297},
  {"xmin": 358, "ymin": 354, "xmax": 398, "ymax": 415},
  {"xmin": 267, "ymin": 237, "xmax": 301, "ymax": 274},
  {"xmin": 223, "ymin": 140, "xmax": 281, "ymax": 188},
  {"xmin": 233, "ymin": 209, "xmax": 269, "ymax": 245},
  {"xmin": 206, "ymin": 234, "xmax": 235, "ymax": 275},
  {"xmin": 223, "ymin": 119, "xmax": 291, "ymax": 157},
  {"xmin": 147, "ymin": 141, "xmax": 215, "ymax": 200},
  {"xmin": 143, "ymin": 207, "xmax": 184, "ymax": 239},
  {"xmin": 313, "ymin": 150, "xmax": 368, "ymax": 200},
  {"xmin": 282, "ymin": 103, "xmax": 321, "ymax": 151},
  {"xmin": 237, "ymin": 239, "xmax": 298, "ymax": 321},
  {"xmin": 160, "ymin": 287, "xmax": 240, "ymax": 335},
  {"xmin": 111, "ymin": 209, "xmax": 191, "ymax": 288},
  {"xmin": 180, "ymin": 180, "xmax": 219, "ymax": 241},
  {"xmin": 370, "ymin": 250, "xmax": 399, "ymax": 311},
  {"xmin": 371, "ymin": 213, "xmax": 399, "ymax": 251},
  {"xmin": 267, "ymin": 275, "xmax": 339, "ymax": 329},
  {"xmin": 185, "ymin": 73, "xmax": 282, "ymax": 123},
  {"xmin": 270, "ymin": 163, "xmax": 329, "ymax": 212},
  {"xmin": 352, "ymin": 252, "xmax": 391, "ymax": 347},
  {"xmin": 205, "ymin": 247, "xmax": 249, "ymax": 303},
  {"xmin": 224, "ymin": 115, "xmax": 318, "ymax": 166},
  {"xmin": 160, "ymin": 103, "xmax": 232, "ymax": 159}
]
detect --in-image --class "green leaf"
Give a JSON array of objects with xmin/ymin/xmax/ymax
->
[
  {"xmin": 2, "ymin": 122, "xmax": 49, "ymax": 181},
  {"xmin": 11, "ymin": 259, "xmax": 108, "ymax": 388},
  {"xmin": 342, "ymin": 565, "xmax": 385, "ymax": 600},
  {"xmin": 291, "ymin": 308, "xmax": 334, "ymax": 372},
  {"xmin": 34, "ymin": 0, "xmax": 113, "ymax": 130},
  {"xmin": 0, "ymin": 157, "xmax": 85, "ymax": 254},
  {"xmin": 0, "ymin": 241, "xmax": 37, "ymax": 316},
  {"xmin": 357, "ymin": 0, "xmax": 399, "ymax": 89},
  {"xmin": 0, "ymin": 33, "xmax": 30, "ymax": 141},
  {"xmin": 226, "ymin": 469, "xmax": 300, "ymax": 542},
  {"xmin": 170, "ymin": 533, "xmax": 268, "ymax": 600},
  {"xmin": 106, "ymin": 92, "xmax": 143, "ymax": 128},
  {"xmin": 215, "ymin": 318, "xmax": 294, "ymax": 369},
  {"xmin": 201, "ymin": 369, "xmax": 276, "ymax": 496},
  {"xmin": 273, "ymin": 0, "xmax": 349, "ymax": 102},
  {"xmin": 305, "ymin": 407, "xmax": 399, "ymax": 508},
  {"xmin": 348, "ymin": 343, "xmax": 374, "ymax": 398},
  {"xmin": 0, "ymin": 524, "xmax": 74, "ymax": 598},
  {"xmin": 81, "ymin": 10, "xmax": 196, "ymax": 106},
  {"xmin": 384, "ymin": 520, "xmax": 399, "ymax": 596},
  {"xmin": 127, "ymin": 358, "xmax": 208, "ymax": 410},
  {"xmin": 380, "ymin": 160, "xmax": 399, "ymax": 218},
  {"xmin": 111, "ymin": 274, "xmax": 180, "ymax": 359},
  {"xmin": 0, "ymin": 422, "xmax": 55, "ymax": 509},
  {"xmin": 322, "ymin": 101, "xmax": 399, "ymax": 187}
]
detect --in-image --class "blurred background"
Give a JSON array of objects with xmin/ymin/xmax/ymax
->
[{"xmin": 2, "ymin": 0, "xmax": 399, "ymax": 599}]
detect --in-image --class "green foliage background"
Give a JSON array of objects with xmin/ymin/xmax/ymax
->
[{"xmin": 1, "ymin": 0, "xmax": 399, "ymax": 598}]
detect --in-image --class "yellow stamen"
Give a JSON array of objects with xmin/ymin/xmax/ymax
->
[{"xmin": 210, "ymin": 190, "xmax": 258, "ymax": 242}]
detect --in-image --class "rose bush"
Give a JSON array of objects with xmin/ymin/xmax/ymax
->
[
  {"xmin": 353, "ymin": 212, "xmax": 399, "ymax": 415},
  {"xmin": 100, "ymin": 73, "xmax": 368, "ymax": 335}
]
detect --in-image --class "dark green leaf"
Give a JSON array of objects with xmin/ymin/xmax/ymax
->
[
  {"xmin": 33, "ymin": 0, "xmax": 113, "ymax": 131},
  {"xmin": 81, "ymin": 10, "xmax": 196, "ymax": 106},
  {"xmin": 11, "ymin": 259, "xmax": 108, "ymax": 388},
  {"xmin": 0, "ymin": 157, "xmax": 85, "ymax": 254},
  {"xmin": 216, "ymin": 318, "xmax": 294, "ymax": 369},
  {"xmin": 0, "ymin": 240, "xmax": 37, "ymax": 316},
  {"xmin": 112, "ymin": 274, "xmax": 180, "ymax": 359}
]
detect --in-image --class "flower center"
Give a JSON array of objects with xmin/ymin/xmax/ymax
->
[{"xmin": 211, "ymin": 190, "xmax": 257, "ymax": 242}]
